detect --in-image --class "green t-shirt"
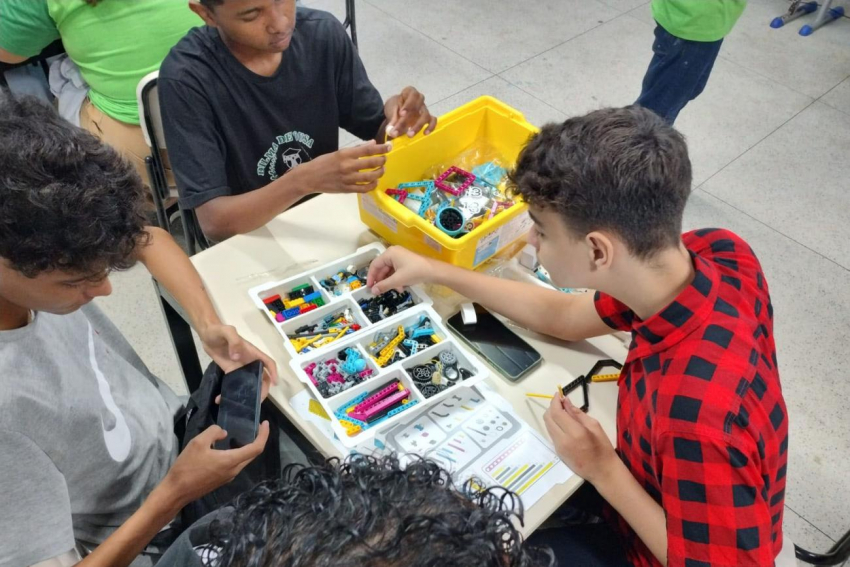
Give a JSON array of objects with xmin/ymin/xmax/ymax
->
[
  {"xmin": 0, "ymin": 0, "xmax": 201, "ymax": 124},
  {"xmin": 651, "ymin": 0, "xmax": 747, "ymax": 42}
]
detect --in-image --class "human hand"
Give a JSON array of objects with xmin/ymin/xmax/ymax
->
[
  {"xmin": 384, "ymin": 86, "xmax": 437, "ymax": 139},
  {"xmin": 161, "ymin": 422, "xmax": 270, "ymax": 505},
  {"xmin": 367, "ymin": 246, "xmax": 437, "ymax": 293},
  {"xmin": 543, "ymin": 392, "xmax": 620, "ymax": 485},
  {"xmin": 199, "ymin": 324, "xmax": 278, "ymax": 400},
  {"xmin": 297, "ymin": 140, "xmax": 391, "ymax": 194}
]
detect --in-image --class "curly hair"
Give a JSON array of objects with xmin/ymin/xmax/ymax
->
[
  {"xmin": 0, "ymin": 93, "xmax": 149, "ymax": 277},
  {"xmin": 208, "ymin": 455, "xmax": 554, "ymax": 567},
  {"xmin": 510, "ymin": 106, "xmax": 692, "ymax": 259}
]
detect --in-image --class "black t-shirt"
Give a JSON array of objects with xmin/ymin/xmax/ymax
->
[{"xmin": 159, "ymin": 8, "xmax": 385, "ymax": 209}]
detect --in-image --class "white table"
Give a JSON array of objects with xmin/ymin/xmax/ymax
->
[{"xmin": 190, "ymin": 192, "xmax": 626, "ymax": 535}]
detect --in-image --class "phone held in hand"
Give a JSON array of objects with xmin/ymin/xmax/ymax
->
[
  {"xmin": 215, "ymin": 360, "xmax": 263, "ymax": 450},
  {"xmin": 447, "ymin": 303, "xmax": 541, "ymax": 382}
]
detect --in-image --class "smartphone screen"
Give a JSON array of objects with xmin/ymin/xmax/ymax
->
[
  {"xmin": 215, "ymin": 360, "xmax": 263, "ymax": 450},
  {"xmin": 447, "ymin": 304, "xmax": 542, "ymax": 382}
]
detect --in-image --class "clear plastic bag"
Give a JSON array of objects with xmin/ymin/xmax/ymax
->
[{"xmin": 388, "ymin": 140, "xmax": 520, "ymax": 239}]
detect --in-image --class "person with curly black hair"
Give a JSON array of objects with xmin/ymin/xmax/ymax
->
[
  {"xmin": 0, "ymin": 93, "xmax": 280, "ymax": 567},
  {"xmin": 157, "ymin": 455, "xmax": 554, "ymax": 567}
]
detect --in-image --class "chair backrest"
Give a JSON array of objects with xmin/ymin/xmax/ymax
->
[
  {"xmin": 136, "ymin": 70, "xmax": 165, "ymax": 150},
  {"xmin": 137, "ymin": 71, "xmax": 209, "ymax": 253}
]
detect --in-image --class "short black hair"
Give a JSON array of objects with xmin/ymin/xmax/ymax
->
[
  {"xmin": 208, "ymin": 455, "xmax": 554, "ymax": 567},
  {"xmin": 198, "ymin": 0, "xmax": 223, "ymax": 8},
  {"xmin": 510, "ymin": 106, "xmax": 692, "ymax": 259},
  {"xmin": 0, "ymin": 93, "xmax": 148, "ymax": 277}
]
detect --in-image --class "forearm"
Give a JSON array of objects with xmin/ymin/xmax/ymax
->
[
  {"xmin": 0, "ymin": 47, "xmax": 30, "ymax": 64},
  {"xmin": 594, "ymin": 461, "xmax": 668, "ymax": 565},
  {"xmin": 198, "ymin": 170, "xmax": 310, "ymax": 240},
  {"xmin": 432, "ymin": 261, "xmax": 577, "ymax": 339},
  {"xmin": 76, "ymin": 482, "xmax": 183, "ymax": 567},
  {"xmin": 137, "ymin": 227, "xmax": 220, "ymax": 332}
]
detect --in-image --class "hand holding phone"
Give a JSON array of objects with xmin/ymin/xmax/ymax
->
[{"xmin": 164, "ymin": 421, "xmax": 269, "ymax": 505}]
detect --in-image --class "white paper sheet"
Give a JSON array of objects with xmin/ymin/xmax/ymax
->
[{"xmin": 290, "ymin": 383, "xmax": 573, "ymax": 509}]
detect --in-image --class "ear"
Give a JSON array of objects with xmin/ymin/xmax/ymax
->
[
  {"xmin": 188, "ymin": 2, "xmax": 217, "ymax": 27},
  {"xmin": 585, "ymin": 231, "xmax": 614, "ymax": 271}
]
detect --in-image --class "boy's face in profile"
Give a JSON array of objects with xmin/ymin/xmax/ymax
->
[
  {"xmin": 527, "ymin": 205, "xmax": 592, "ymax": 290},
  {"xmin": 527, "ymin": 204, "xmax": 626, "ymax": 293},
  {"xmin": 0, "ymin": 260, "xmax": 113, "ymax": 316}
]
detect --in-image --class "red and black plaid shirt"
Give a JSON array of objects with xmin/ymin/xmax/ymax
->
[{"xmin": 595, "ymin": 229, "xmax": 788, "ymax": 567}]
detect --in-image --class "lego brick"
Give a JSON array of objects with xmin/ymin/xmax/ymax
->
[
  {"xmin": 303, "ymin": 291, "xmax": 322, "ymax": 303},
  {"xmin": 350, "ymin": 389, "xmax": 410, "ymax": 421}
]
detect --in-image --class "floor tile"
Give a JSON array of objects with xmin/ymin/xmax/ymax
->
[
  {"xmin": 365, "ymin": 0, "xmax": 622, "ymax": 74},
  {"xmin": 820, "ymin": 75, "xmax": 850, "ymax": 116},
  {"xmin": 718, "ymin": 0, "xmax": 850, "ymax": 99},
  {"xmin": 302, "ymin": 0, "xmax": 492, "ymax": 146},
  {"xmin": 333, "ymin": 1, "xmax": 493, "ymax": 102},
  {"xmin": 787, "ymin": 409, "xmax": 850, "ymax": 542},
  {"xmin": 683, "ymin": 189, "xmax": 850, "ymax": 541},
  {"xmin": 675, "ymin": 57, "xmax": 813, "ymax": 185},
  {"xmin": 502, "ymin": 15, "xmax": 812, "ymax": 185},
  {"xmin": 700, "ymin": 102, "xmax": 850, "ymax": 269},
  {"xmin": 784, "ymin": 505, "xmax": 835, "ymax": 558},
  {"xmin": 597, "ymin": 0, "xmax": 648, "ymax": 14},
  {"xmin": 625, "ymin": 1, "xmax": 654, "ymax": 26},
  {"xmin": 501, "ymin": 15, "xmax": 653, "ymax": 115},
  {"xmin": 428, "ymin": 75, "xmax": 568, "ymax": 128}
]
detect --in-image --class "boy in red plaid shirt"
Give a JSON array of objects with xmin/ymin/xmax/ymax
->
[{"xmin": 367, "ymin": 106, "xmax": 788, "ymax": 566}]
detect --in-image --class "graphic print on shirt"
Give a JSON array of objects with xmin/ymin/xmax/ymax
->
[
  {"xmin": 256, "ymin": 131, "xmax": 315, "ymax": 181},
  {"xmin": 87, "ymin": 320, "xmax": 132, "ymax": 462}
]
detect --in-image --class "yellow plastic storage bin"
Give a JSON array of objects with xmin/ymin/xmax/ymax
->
[{"xmin": 358, "ymin": 96, "xmax": 538, "ymax": 269}]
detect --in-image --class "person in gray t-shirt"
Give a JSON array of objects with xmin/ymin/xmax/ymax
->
[{"xmin": 0, "ymin": 94, "xmax": 278, "ymax": 567}]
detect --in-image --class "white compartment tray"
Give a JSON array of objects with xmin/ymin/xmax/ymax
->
[
  {"xmin": 248, "ymin": 243, "xmax": 432, "ymax": 360},
  {"xmin": 289, "ymin": 305, "xmax": 488, "ymax": 448},
  {"xmin": 248, "ymin": 243, "xmax": 488, "ymax": 448}
]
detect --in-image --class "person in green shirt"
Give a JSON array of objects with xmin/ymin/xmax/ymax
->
[
  {"xmin": 636, "ymin": 0, "xmax": 747, "ymax": 123},
  {"xmin": 0, "ymin": 0, "xmax": 201, "ymax": 191}
]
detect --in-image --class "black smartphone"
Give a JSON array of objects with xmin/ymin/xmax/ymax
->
[
  {"xmin": 447, "ymin": 304, "xmax": 542, "ymax": 382},
  {"xmin": 215, "ymin": 360, "xmax": 263, "ymax": 450}
]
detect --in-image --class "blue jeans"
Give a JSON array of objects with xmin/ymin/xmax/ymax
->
[{"xmin": 636, "ymin": 24, "xmax": 724, "ymax": 124}]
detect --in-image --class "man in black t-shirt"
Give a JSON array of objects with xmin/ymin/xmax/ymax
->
[{"xmin": 160, "ymin": 0, "xmax": 437, "ymax": 241}]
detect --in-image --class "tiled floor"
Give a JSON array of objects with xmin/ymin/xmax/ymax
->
[{"xmin": 98, "ymin": 0, "xmax": 850, "ymax": 561}]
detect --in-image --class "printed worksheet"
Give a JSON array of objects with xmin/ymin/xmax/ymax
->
[{"xmin": 291, "ymin": 383, "xmax": 573, "ymax": 509}]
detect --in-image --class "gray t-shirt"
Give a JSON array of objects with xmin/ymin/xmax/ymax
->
[{"xmin": 0, "ymin": 304, "xmax": 182, "ymax": 567}]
